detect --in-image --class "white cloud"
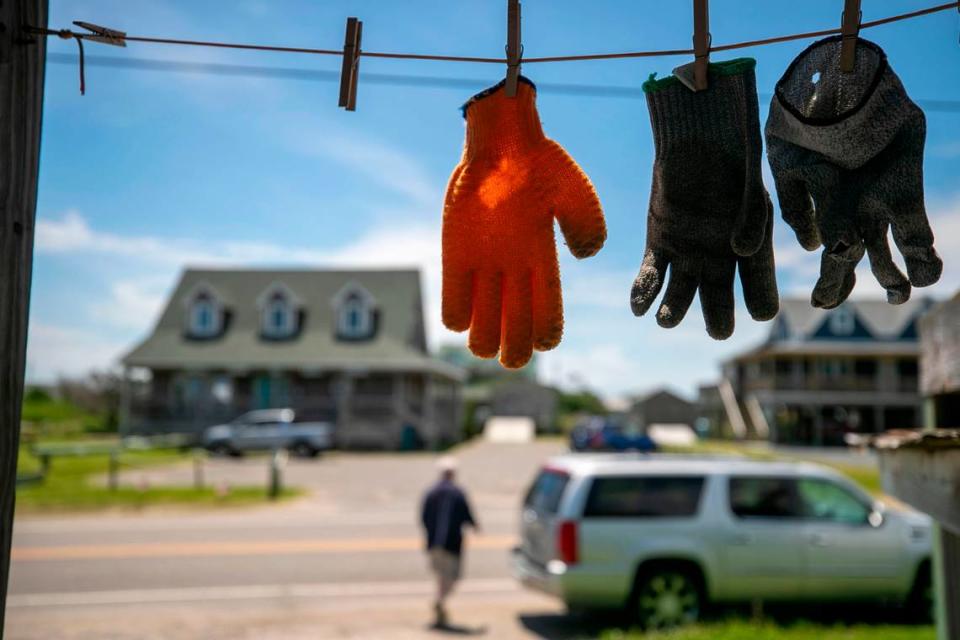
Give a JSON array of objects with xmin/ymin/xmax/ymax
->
[
  {"xmin": 270, "ymin": 121, "xmax": 442, "ymax": 208},
  {"xmin": 90, "ymin": 277, "xmax": 172, "ymax": 331},
  {"xmin": 25, "ymin": 323, "xmax": 127, "ymax": 382}
]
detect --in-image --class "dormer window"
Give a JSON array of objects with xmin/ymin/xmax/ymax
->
[
  {"xmin": 184, "ymin": 284, "xmax": 223, "ymax": 339},
  {"xmin": 829, "ymin": 306, "xmax": 855, "ymax": 336},
  {"xmin": 257, "ymin": 282, "xmax": 301, "ymax": 340},
  {"xmin": 265, "ymin": 295, "xmax": 293, "ymax": 336},
  {"xmin": 333, "ymin": 283, "xmax": 377, "ymax": 341}
]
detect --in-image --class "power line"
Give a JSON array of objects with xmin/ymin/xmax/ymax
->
[
  {"xmin": 27, "ymin": 1, "xmax": 960, "ymax": 65},
  {"xmin": 46, "ymin": 53, "xmax": 960, "ymax": 112}
]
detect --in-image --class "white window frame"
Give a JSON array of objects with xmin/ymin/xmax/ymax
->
[
  {"xmin": 829, "ymin": 306, "xmax": 855, "ymax": 336},
  {"xmin": 262, "ymin": 295, "xmax": 294, "ymax": 338},
  {"xmin": 256, "ymin": 282, "xmax": 302, "ymax": 340},
  {"xmin": 183, "ymin": 282, "xmax": 223, "ymax": 338},
  {"xmin": 332, "ymin": 282, "xmax": 377, "ymax": 341},
  {"xmin": 338, "ymin": 293, "xmax": 372, "ymax": 338}
]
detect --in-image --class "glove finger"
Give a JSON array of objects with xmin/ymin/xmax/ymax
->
[
  {"xmin": 630, "ymin": 249, "xmax": 667, "ymax": 317},
  {"xmin": 500, "ymin": 274, "xmax": 534, "ymax": 369},
  {"xmin": 468, "ymin": 272, "xmax": 503, "ymax": 359},
  {"xmin": 779, "ymin": 185, "xmax": 820, "ymax": 251},
  {"xmin": 656, "ymin": 263, "xmax": 699, "ymax": 329},
  {"xmin": 811, "ymin": 250, "xmax": 859, "ymax": 310},
  {"xmin": 888, "ymin": 209, "xmax": 943, "ymax": 288},
  {"xmin": 732, "ymin": 191, "xmax": 770, "ymax": 257},
  {"xmin": 545, "ymin": 141, "xmax": 607, "ymax": 259},
  {"xmin": 442, "ymin": 267, "xmax": 474, "ymax": 332},
  {"xmin": 699, "ymin": 259, "xmax": 737, "ymax": 340},
  {"xmin": 738, "ymin": 212, "xmax": 779, "ymax": 321},
  {"xmin": 532, "ymin": 267, "xmax": 563, "ymax": 352},
  {"xmin": 865, "ymin": 230, "xmax": 911, "ymax": 305}
]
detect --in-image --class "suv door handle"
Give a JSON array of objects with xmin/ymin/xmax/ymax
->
[{"xmin": 808, "ymin": 532, "xmax": 830, "ymax": 547}]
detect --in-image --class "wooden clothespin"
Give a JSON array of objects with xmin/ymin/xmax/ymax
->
[
  {"xmin": 672, "ymin": 0, "xmax": 710, "ymax": 92},
  {"xmin": 72, "ymin": 21, "xmax": 127, "ymax": 47},
  {"xmin": 839, "ymin": 0, "xmax": 861, "ymax": 72},
  {"xmin": 505, "ymin": 0, "xmax": 522, "ymax": 97},
  {"xmin": 339, "ymin": 17, "xmax": 362, "ymax": 111}
]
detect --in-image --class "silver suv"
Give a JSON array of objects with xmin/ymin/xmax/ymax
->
[{"xmin": 511, "ymin": 454, "xmax": 932, "ymax": 628}]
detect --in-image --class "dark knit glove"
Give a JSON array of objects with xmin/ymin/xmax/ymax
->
[
  {"xmin": 631, "ymin": 58, "xmax": 778, "ymax": 340},
  {"xmin": 766, "ymin": 35, "xmax": 942, "ymax": 309}
]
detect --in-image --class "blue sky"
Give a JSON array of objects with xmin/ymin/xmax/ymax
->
[{"xmin": 27, "ymin": 0, "xmax": 960, "ymax": 399}]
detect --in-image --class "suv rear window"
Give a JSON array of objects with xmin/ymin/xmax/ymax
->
[
  {"xmin": 583, "ymin": 476, "xmax": 705, "ymax": 518},
  {"xmin": 523, "ymin": 469, "xmax": 570, "ymax": 515}
]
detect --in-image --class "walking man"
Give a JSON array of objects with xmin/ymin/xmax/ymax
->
[{"xmin": 420, "ymin": 456, "xmax": 479, "ymax": 628}]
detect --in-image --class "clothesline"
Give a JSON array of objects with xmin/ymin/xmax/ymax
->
[
  {"xmin": 27, "ymin": 1, "xmax": 960, "ymax": 65},
  {"xmin": 44, "ymin": 52, "xmax": 960, "ymax": 114}
]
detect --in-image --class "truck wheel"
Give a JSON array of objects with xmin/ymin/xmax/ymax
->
[
  {"xmin": 208, "ymin": 442, "xmax": 236, "ymax": 457},
  {"xmin": 633, "ymin": 568, "xmax": 702, "ymax": 630},
  {"xmin": 289, "ymin": 441, "xmax": 319, "ymax": 458}
]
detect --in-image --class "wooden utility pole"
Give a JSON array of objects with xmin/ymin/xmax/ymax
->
[{"xmin": 0, "ymin": 0, "xmax": 48, "ymax": 635}]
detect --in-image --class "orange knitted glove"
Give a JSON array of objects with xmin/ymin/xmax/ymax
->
[{"xmin": 442, "ymin": 78, "xmax": 606, "ymax": 369}]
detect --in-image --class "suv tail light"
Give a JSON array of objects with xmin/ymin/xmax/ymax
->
[{"xmin": 557, "ymin": 520, "xmax": 578, "ymax": 565}]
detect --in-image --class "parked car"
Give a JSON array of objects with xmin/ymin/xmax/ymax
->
[
  {"xmin": 203, "ymin": 408, "xmax": 334, "ymax": 457},
  {"xmin": 570, "ymin": 417, "xmax": 657, "ymax": 453},
  {"xmin": 511, "ymin": 455, "xmax": 932, "ymax": 629}
]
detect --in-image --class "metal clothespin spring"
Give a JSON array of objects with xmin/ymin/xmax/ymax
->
[{"xmin": 56, "ymin": 29, "xmax": 86, "ymax": 95}]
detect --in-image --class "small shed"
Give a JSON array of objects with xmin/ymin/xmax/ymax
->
[{"xmin": 489, "ymin": 380, "xmax": 558, "ymax": 433}]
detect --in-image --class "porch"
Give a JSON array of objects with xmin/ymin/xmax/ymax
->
[{"xmin": 121, "ymin": 368, "xmax": 461, "ymax": 450}]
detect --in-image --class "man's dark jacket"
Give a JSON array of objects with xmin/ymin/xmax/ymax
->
[{"xmin": 421, "ymin": 480, "xmax": 476, "ymax": 556}]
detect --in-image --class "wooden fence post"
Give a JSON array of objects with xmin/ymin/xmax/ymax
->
[{"xmin": 0, "ymin": 0, "xmax": 48, "ymax": 634}]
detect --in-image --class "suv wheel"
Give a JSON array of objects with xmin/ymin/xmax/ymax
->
[
  {"xmin": 907, "ymin": 562, "xmax": 934, "ymax": 622},
  {"xmin": 634, "ymin": 569, "xmax": 702, "ymax": 630}
]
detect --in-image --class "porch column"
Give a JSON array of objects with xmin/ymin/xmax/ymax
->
[
  {"xmin": 334, "ymin": 373, "xmax": 354, "ymax": 444},
  {"xmin": 451, "ymin": 381, "xmax": 462, "ymax": 444},
  {"xmin": 392, "ymin": 373, "xmax": 406, "ymax": 449},
  {"xmin": 812, "ymin": 406, "xmax": 825, "ymax": 446},
  {"xmin": 423, "ymin": 375, "xmax": 437, "ymax": 448},
  {"xmin": 874, "ymin": 405, "xmax": 886, "ymax": 433},
  {"xmin": 119, "ymin": 366, "xmax": 132, "ymax": 438}
]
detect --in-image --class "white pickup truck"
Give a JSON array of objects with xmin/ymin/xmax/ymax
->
[{"xmin": 203, "ymin": 408, "xmax": 334, "ymax": 457}]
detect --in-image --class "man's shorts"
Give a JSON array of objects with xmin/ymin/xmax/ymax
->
[{"xmin": 428, "ymin": 547, "xmax": 462, "ymax": 582}]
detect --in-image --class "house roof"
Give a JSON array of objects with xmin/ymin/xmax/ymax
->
[
  {"xmin": 632, "ymin": 387, "xmax": 693, "ymax": 408},
  {"xmin": 122, "ymin": 268, "xmax": 463, "ymax": 380},
  {"xmin": 729, "ymin": 297, "xmax": 933, "ymax": 361},
  {"xmin": 777, "ymin": 298, "xmax": 932, "ymax": 339}
]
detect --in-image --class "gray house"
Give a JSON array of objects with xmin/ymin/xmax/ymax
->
[
  {"xmin": 713, "ymin": 298, "xmax": 933, "ymax": 445},
  {"xmin": 121, "ymin": 268, "xmax": 464, "ymax": 449},
  {"xmin": 630, "ymin": 389, "xmax": 695, "ymax": 430}
]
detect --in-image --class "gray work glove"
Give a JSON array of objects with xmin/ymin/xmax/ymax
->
[
  {"xmin": 631, "ymin": 58, "xmax": 779, "ymax": 340},
  {"xmin": 766, "ymin": 35, "xmax": 942, "ymax": 309}
]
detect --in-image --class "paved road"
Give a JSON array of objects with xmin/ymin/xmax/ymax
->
[{"xmin": 5, "ymin": 439, "xmax": 594, "ymax": 640}]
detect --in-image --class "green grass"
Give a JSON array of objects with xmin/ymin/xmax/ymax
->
[
  {"xmin": 16, "ymin": 447, "xmax": 301, "ymax": 512},
  {"xmin": 666, "ymin": 440, "xmax": 883, "ymax": 496},
  {"xmin": 20, "ymin": 393, "xmax": 110, "ymax": 439},
  {"xmin": 602, "ymin": 620, "xmax": 934, "ymax": 640}
]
